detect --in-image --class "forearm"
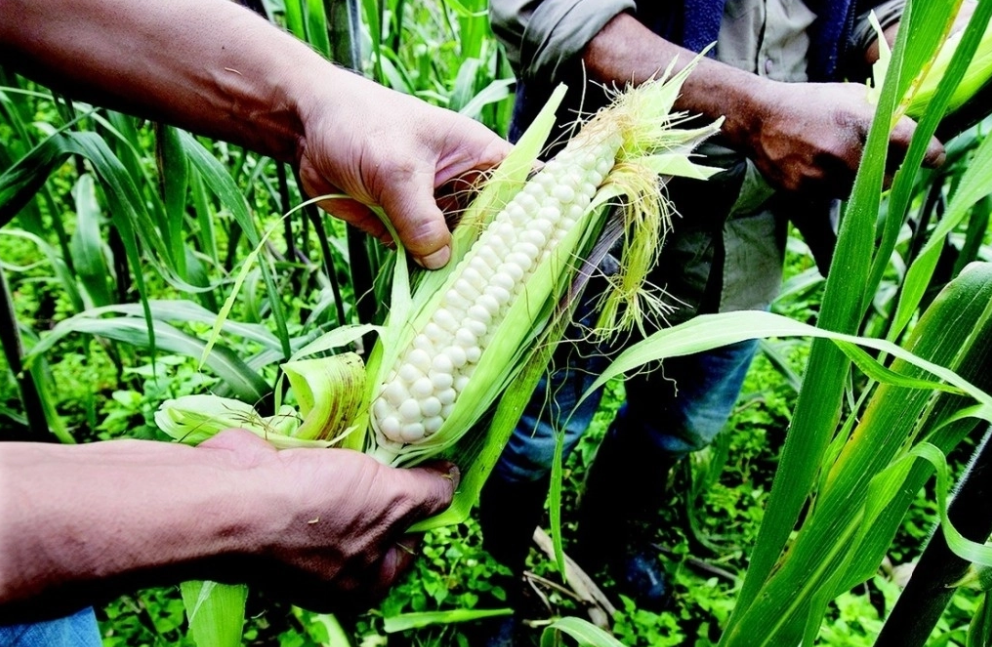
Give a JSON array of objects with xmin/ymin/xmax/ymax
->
[
  {"xmin": 582, "ymin": 13, "xmax": 767, "ymax": 150},
  {"xmin": 0, "ymin": 0, "xmax": 336, "ymax": 162},
  {"xmin": 0, "ymin": 439, "xmax": 272, "ymax": 620}
]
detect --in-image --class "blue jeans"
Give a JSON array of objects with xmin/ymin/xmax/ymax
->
[
  {"xmin": 0, "ymin": 607, "xmax": 102, "ymax": 646},
  {"xmin": 492, "ymin": 337, "xmax": 758, "ymax": 485}
]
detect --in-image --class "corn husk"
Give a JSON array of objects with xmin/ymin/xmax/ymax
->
[{"xmin": 157, "ymin": 56, "xmax": 722, "ymax": 524}]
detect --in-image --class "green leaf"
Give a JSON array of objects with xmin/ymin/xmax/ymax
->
[
  {"xmin": 382, "ymin": 608, "xmax": 513, "ymax": 632},
  {"xmin": 913, "ymin": 442, "xmax": 992, "ymax": 566},
  {"xmin": 28, "ymin": 315, "xmax": 269, "ymax": 403},
  {"xmin": 158, "ymin": 124, "xmax": 190, "ymax": 279},
  {"xmin": 180, "ymin": 131, "xmax": 291, "ymax": 358},
  {"xmin": 731, "ymin": 0, "xmax": 965, "ymax": 625},
  {"xmin": 968, "ymin": 592, "xmax": 992, "ymax": 647},
  {"xmin": 180, "ymin": 581, "xmax": 247, "ymax": 647},
  {"xmin": 69, "ymin": 174, "xmax": 114, "ymax": 308},
  {"xmin": 540, "ymin": 617, "xmax": 629, "ymax": 647},
  {"xmin": 891, "ymin": 125, "xmax": 992, "ymax": 338}
]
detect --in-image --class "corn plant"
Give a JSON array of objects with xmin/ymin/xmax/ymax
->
[{"xmin": 552, "ymin": 0, "xmax": 992, "ymax": 644}]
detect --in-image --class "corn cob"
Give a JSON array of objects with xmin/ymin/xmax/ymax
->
[
  {"xmin": 371, "ymin": 132, "xmax": 622, "ymax": 444},
  {"xmin": 869, "ymin": 10, "xmax": 992, "ymax": 119}
]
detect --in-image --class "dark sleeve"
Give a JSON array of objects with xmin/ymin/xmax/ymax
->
[{"xmin": 850, "ymin": 0, "xmax": 904, "ymax": 56}]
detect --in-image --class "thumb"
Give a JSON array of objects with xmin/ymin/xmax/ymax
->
[
  {"xmin": 395, "ymin": 461, "xmax": 460, "ymax": 524},
  {"xmin": 377, "ymin": 177, "xmax": 453, "ymax": 270}
]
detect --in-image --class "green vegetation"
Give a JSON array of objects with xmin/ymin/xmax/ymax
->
[{"xmin": 3, "ymin": 0, "xmax": 992, "ymax": 645}]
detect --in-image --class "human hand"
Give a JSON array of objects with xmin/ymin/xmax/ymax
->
[
  {"xmin": 739, "ymin": 79, "xmax": 945, "ymax": 198},
  {"xmin": 294, "ymin": 71, "xmax": 512, "ymax": 269},
  {"xmin": 198, "ymin": 430, "xmax": 457, "ymax": 611}
]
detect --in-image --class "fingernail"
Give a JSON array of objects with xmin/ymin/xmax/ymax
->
[
  {"xmin": 416, "ymin": 246, "xmax": 450, "ymax": 270},
  {"xmin": 447, "ymin": 465, "xmax": 461, "ymax": 490}
]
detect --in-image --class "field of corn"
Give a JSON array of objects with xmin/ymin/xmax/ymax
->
[{"xmin": 3, "ymin": 0, "xmax": 992, "ymax": 645}]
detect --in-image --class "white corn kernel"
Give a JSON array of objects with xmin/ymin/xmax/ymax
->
[
  {"xmin": 398, "ymin": 364, "xmax": 421, "ymax": 383},
  {"xmin": 446, "ymin": 344, "xmax": 468, "ymax": 368},
  {"xmin": 401, "ymin": 423, "xmax": 425, "ymax": 443},
  {"xmin": 430, "ymin": 371, "xmax": 454, "ymax": 391},
  {"xmin": 399, "ymin": 398, "xmax": 422, "ymax": 422},
  {"xmin": 420, "ymin": 397, "xmax": 442, "ymax": 418},
  {"xmin": 411, "ymin": 377, "xmax": 434, "ymax": 399},
  {"xmin": 424, "ymin": 416, "xmax": 445, "ymax": 435}
]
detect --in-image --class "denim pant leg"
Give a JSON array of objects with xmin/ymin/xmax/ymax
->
[
  {"xmin": 0, "ymin": 607, "xmax": 102, "ymax": 647},
  {"xmin": 492, "ymin": 346, "xmax": 611, "ymax": 485},
  {"xmin": 618, "ymin": 338, "xmax": 759, "ymax": 460}
]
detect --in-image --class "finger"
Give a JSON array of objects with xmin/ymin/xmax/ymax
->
[
  {"xmin": 433, "ymin": 127, "xmax": 512, "ymax": 188},
  {"xmin": 391, "ymin": 461, "xmax": 459, "ymax": 525},
  {"xmin": 890, "ymin": 117, "xmax": 946, "ymax": 169},
  {"xmin": 433, "ymin": 169, "xmax": 488, "ymax": 227},
  {"xmin": 298, "ymin": 166, "xmax": 393, "ymax": 245},
  {"xmin": 372, "ymin": 536, "xmax": 420, "ymax": 596},
  {"xmin": 922, "ymin": 135, "xmax": 946, "ymax": 168},
  {"xmin": 312, "ymin": 195, "xmax": 391, "ymax": 244},
  {"xmin": 377, "ymin": 174, "xmax": 453, "ymax": 270}
]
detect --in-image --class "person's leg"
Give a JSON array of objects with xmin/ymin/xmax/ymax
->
[
  {"xmin": 623, "ymin": 338, "xmax": 760, "ymax": 459},
  {"xmin": 574, "ymin": 339, "xmax": 759, "ymax": 608},
  {"xmin": 0, "ymin": 607, "xmax": 102, "ymax": 647},
  {"xmin": 473, "ymin": 342, "xmax": 610, "ymax": 647},
  {"xmin": 480, "ymin": 342, "xmax": 610, "ymax": 573}
]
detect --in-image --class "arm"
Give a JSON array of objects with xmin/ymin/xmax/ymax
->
[
  {"xmin": 581, "ymin": 13, "xmax": 944, "ymax": 199},
  {"xmin": 0, "ymin": 430, "xmax": 456, "ymax": 621},
  {"xmin": 0, "ymin": 0, "xmax": 511, "ymax": 268}
]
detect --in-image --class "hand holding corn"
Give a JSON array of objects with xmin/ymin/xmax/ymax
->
[
  {"xmin": 0, "ymin": 0, "xmax": 511, "ymax": 269},
  {"xmin": 583, "ymin": 13, "xmax": 945, "ymax": 201},
  {"xmin": 0, "ymin": 430, "xmax": 456, "ymax": 621},
  {"xmin": 732, "ymin": 79, "xmax": 945, "ymax": 198}
]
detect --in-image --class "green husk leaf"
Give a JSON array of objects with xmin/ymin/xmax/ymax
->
[
  {"xmin": 156, "ymin": 394, "xmax": 333, "ymax": 449},
  {"xmin": 281, "ymin": 353, "xmax": 366, "ymax": 442}
]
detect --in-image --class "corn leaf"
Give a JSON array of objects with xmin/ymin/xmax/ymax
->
[
  {"xmin": 382, "ymin": 608, "xmax": 513, "ymax": 632},
  {"xmin": 540, "ymin": 617, "xmax": 629, "ymax": 647},
  {"xmin": 730, "ymin": 0, "xmax": 965, "ymax": 625},
  {"xmin": 890, "ymin": 124, "xmax": 992, "ymax": 338},
  {"xmin": 180, "ymin": 581, "xmax": 247, "ymax": 647},
  {"xmin": 69, "ymin": 174, "xmax": 114, "ymax": 308},
  {"xmin": 28, "ymin": 316, "xmax": 269, "ymax": 403}
]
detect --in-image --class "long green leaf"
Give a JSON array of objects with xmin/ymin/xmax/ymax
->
[
  {"xmin": 715, "ymin": 263, "xmax": 992, "ymax": 644},
  {"xmin": 159, "ymin": 124, "xmax": 190, "ymax": 279},
  {"xmin": 179, "ymin": 131, "xmax": 291, "ymax": 358},
  {"xmin": 730, "ymin": 0, "xmax": 960, "ymax": 622},
  {"xmin": 890, "ymin": 126, "xmax": 992, "ymax": 338},
  {"xmin": 382, "ymin": 608, "xmax": 512, "ymax": 632},
  {"xmin": 28, "ymin": 316, "xmax": 269, "ymax": 403},
  {"xmin": 69, "ymin": 174, "xmax": 114, "ymax": 308}
]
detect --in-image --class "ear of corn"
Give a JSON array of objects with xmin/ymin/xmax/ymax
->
[
  {"xmin": 912, "ymin": 18, "xmax": 992, "ymax": 116},
  {"xmin": 157, "ymin": 55, "xmax": 722, "ymax": 522},
  {"xmin": 869, "ymin": 9, "xmax": 992, "ymax": 119}
]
